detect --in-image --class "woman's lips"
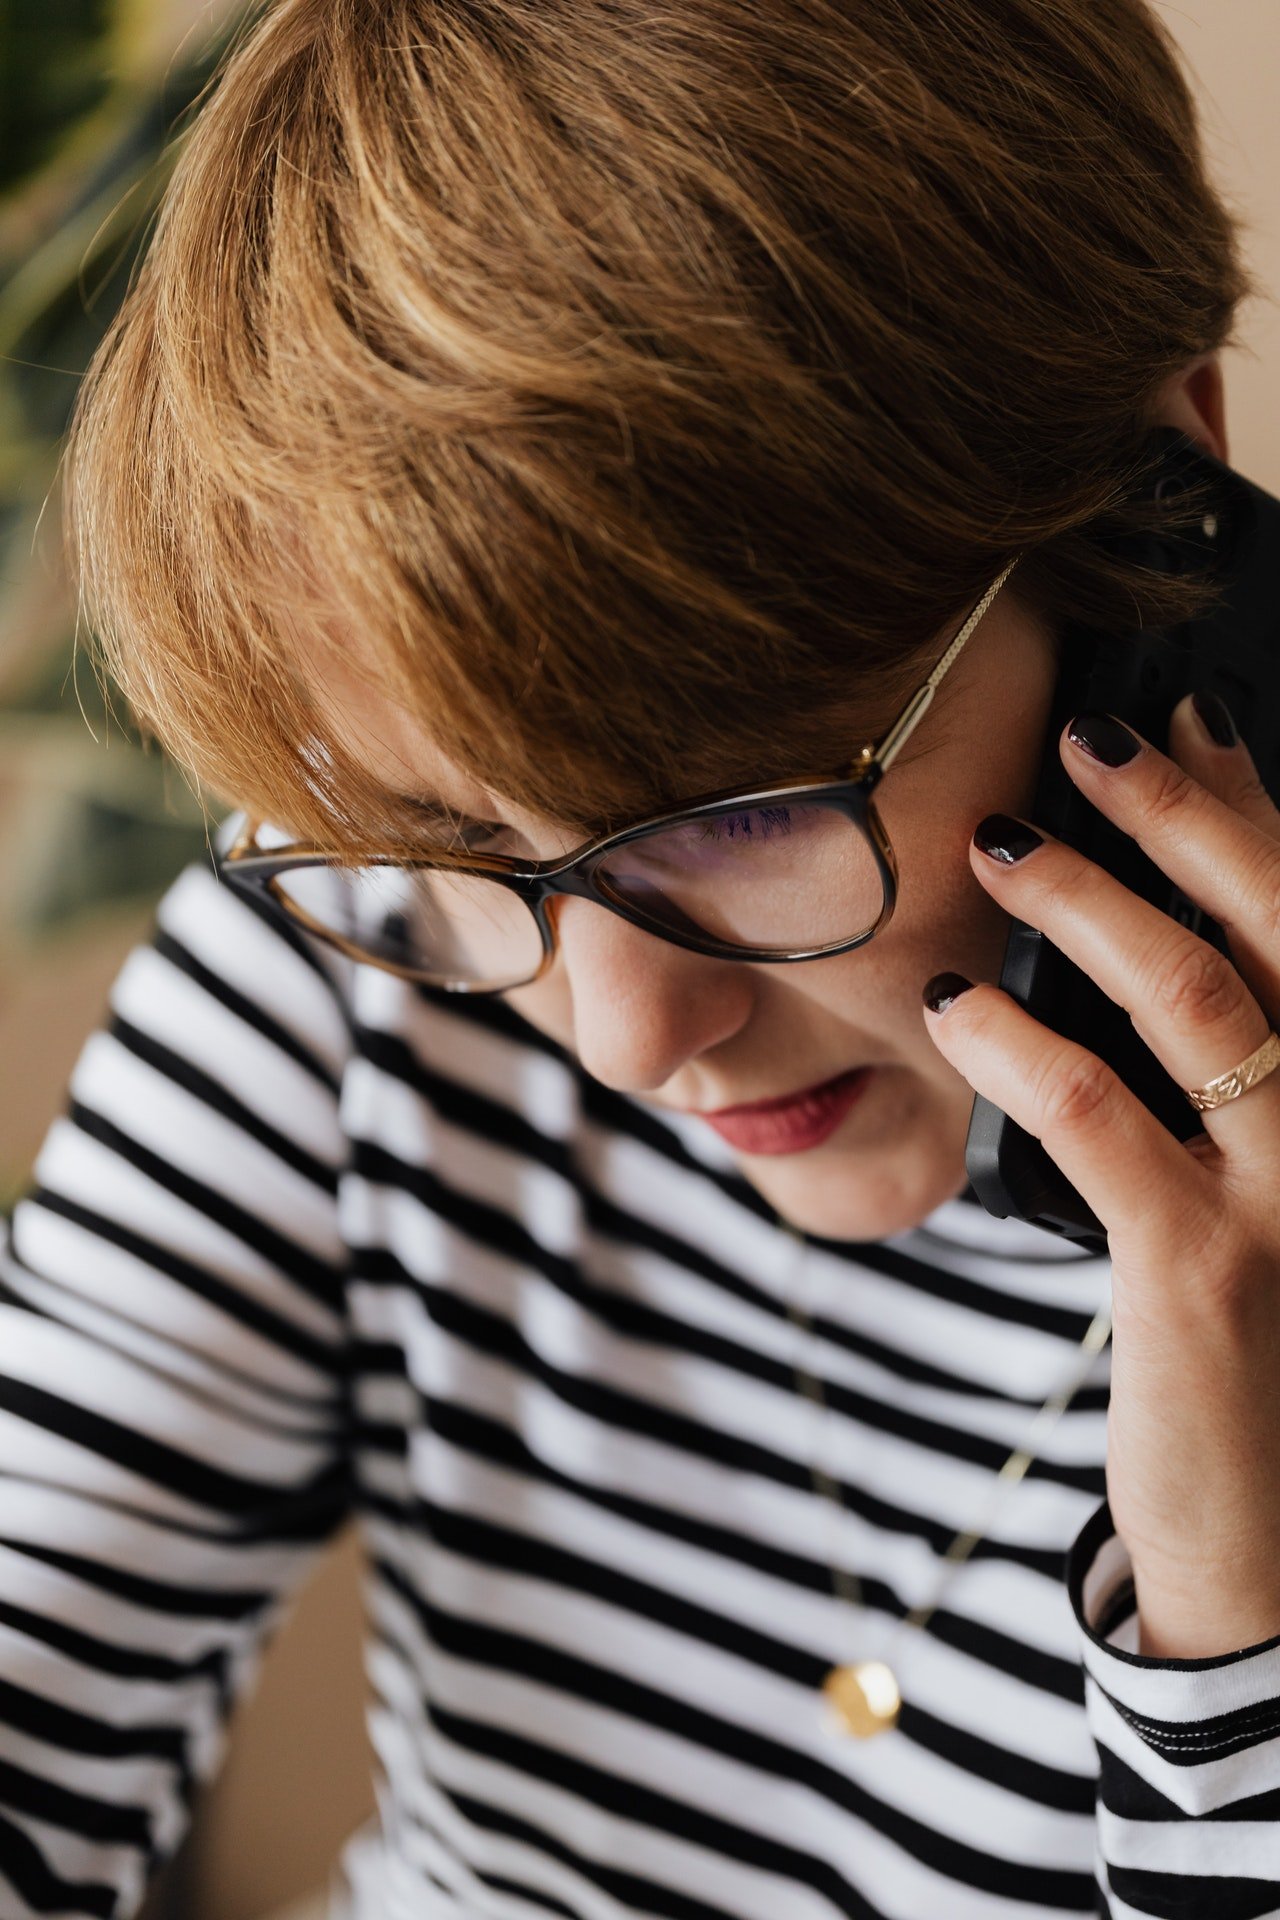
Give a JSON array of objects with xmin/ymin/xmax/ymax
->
[{"xmin": 697, "ymin": 1067, "xmax": 876, "ymax": 1155}]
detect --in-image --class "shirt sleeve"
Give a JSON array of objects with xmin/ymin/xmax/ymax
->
[
  {"xmin": 0, "ymin": 859, "xmax": 356, "ymax": 1918},
  {"xmin": 1067, "ymin": 1499, "xmax": 1280, "ymax": 1920}
]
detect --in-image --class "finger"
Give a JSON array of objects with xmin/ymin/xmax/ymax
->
[
  {"xmin": 967, "ymin": 808, "xmax": 1280, "ymax": 1158},
  {"xmin": 1168, "ymin": 690, "xmax": 1280, "ymax": 838},
  {"xmin": 1060, "ymin": 707, "xmax": 1280, "ymax": 1020},
  {"xmin": 921, "ymin": 974, "xmax": 1213, "ymax": 1245}
]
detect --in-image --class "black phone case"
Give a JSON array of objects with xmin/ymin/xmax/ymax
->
[{"xmin": 964, "ymin": 429, "xmax": 1280, "ymax": 1253}]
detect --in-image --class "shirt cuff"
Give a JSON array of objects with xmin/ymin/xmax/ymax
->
[{"xmin": 1067, "ymin": 1499, "xmax": 1280, "ymax": 1815}]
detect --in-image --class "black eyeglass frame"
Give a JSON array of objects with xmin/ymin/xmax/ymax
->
[{"xmin": 218, "ymin": 558, "xmax": 1020, "ymax": 993}]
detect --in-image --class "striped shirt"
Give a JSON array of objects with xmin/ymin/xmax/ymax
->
[{"xmin": 1, "ymin": 853, "xmax": 1278, "ymax": 1920}]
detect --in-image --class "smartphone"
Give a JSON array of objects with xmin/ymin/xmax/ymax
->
[{"xmin": 964, "ymin": 427, "xmax": 1280, "ymax": 1254}]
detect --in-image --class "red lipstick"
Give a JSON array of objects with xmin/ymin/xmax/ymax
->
[{"xmin": 697, "ymin": 1067, "xmax": 875, "ymax": 1155}]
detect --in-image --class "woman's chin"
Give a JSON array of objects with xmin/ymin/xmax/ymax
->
[
  {"xmin": 748, "ymin": 1163, "xmax": 966, "ymax": 1243},
  {"xmin": 735, "ymin": 1072, "xmax": 972, "ymax": 1243}
]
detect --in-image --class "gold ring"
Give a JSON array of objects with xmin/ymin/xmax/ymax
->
[{"xmin": 1183, "ymin": 1031, "xmax": 1280, "ymax": 1113}]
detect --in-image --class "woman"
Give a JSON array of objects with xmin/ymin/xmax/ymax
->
[{"xmin": 6, "ymin": 0, "xmax": 1278, "ymax": 1914}]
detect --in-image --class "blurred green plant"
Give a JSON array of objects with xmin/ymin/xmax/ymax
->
[{"xmin": 1, "ymin": 0, "xmax": 248, "ymax": 950}]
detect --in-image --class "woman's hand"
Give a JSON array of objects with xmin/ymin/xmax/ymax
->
[{"xmin": 922, "ymin": 694, "xmax": 1280, "ymax": 1659}]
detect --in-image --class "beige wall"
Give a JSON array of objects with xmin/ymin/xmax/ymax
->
[{"xmin": 1168, "ymin": 1, "xmax": 1280, "ymax": 491}]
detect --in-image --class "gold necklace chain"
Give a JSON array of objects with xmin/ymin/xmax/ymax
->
[{"xmin": 779, "ymin": 1221, "xmax": 1112, "ymax": 1737}]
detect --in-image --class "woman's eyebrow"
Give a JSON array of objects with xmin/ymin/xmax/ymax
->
[{"xmin": 390, "ymin": 791, "xmax": 499, "ymax": 832}]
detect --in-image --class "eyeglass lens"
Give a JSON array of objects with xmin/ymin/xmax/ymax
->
[
  {"xmin": 595, "ymin": 803, "xmax": 881, "ymax": 947},
  {"xmin": 270, "ymin": 862, "xmax": 546, "ymax": 991}
]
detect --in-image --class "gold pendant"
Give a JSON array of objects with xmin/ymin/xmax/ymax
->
[{"xmin": 822, "ymin": 1660, "xmax": 902, "ymax": 1737}]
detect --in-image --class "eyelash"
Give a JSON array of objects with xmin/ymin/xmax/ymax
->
[
  {"xmin": 695, "ymin": 807, "xmax": 793, "ymax": 842},
  {"xmin": 457, "ymin": 821, "xmax": 509, "ymax": 848},
  {"xmin": 453, "ymin": 805, "xmax": 795, "ymax": 857}
]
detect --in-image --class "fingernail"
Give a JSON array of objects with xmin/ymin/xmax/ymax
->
[
  {"xmin": 1067, "ymin": 711, "xmax": 1141, "ymax": 767},
  {"xmin": 973, "ymin": 813, "xmax": 1043, "ymax": 864},
  {"xmin": 923, "ymin": 971, "xmax": 974, "ymax": 1014},
  {"xmin": 1191, "ymin": 689, "xmax": 1239, "ymax": 748}
]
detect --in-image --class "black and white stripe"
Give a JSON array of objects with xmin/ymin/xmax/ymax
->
[{"xmin": 0, "ymin": 858, "xmax": 1276, "ymax": 1918}]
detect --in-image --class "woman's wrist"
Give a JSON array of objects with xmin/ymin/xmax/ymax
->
[{"xmin": 1132, "ymin": 1563, "xmax": 1280, "ymax": 1660}]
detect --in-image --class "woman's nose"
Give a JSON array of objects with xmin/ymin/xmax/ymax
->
[{"xmin": 551, "ymin": 895, "xmax": 754, "ymax": 1094}]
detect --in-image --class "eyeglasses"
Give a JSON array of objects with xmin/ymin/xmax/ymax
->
[{"xmin": 218, "ymin": 556, "xmax": 1020, "ymax": 993}]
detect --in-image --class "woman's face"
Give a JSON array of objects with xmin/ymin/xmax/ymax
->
[
  {"xmin": 511, "ymin": 588, "xmax": 1059, "ymax": 1240},
  {"xmin": 315, "ymin": 582, "xmax": 1061, "ymax": 1242}
]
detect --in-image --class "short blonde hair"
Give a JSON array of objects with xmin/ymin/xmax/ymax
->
[{"xmin": 63, "ymin": 0, "xmax": 1254, "ymax": 855}]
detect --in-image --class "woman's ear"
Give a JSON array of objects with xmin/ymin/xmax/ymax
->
[{"xmin": 1151, "ymin": 353, "xmax": 1229, "ymax": 465}]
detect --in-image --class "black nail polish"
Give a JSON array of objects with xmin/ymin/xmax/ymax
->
[
  {"xmin": 1192, "ymin": 689, "xmax": 1239, "ymax": 748},
  {"xmin": 923, "ymin": 971, "xmax": 974, "ymax": 1014},
  {"xmin": 973, "ymin": 813, "xmax": 1043, "ymax": 864},
  {"xmin": 1067, "ymin": 711, "xmax": 1140, "ymax": 767}
]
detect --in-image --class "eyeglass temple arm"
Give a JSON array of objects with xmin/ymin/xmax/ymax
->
[{"xmin": 865, "ymin": 555, "xmax": 1022, "ymax": 776}]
